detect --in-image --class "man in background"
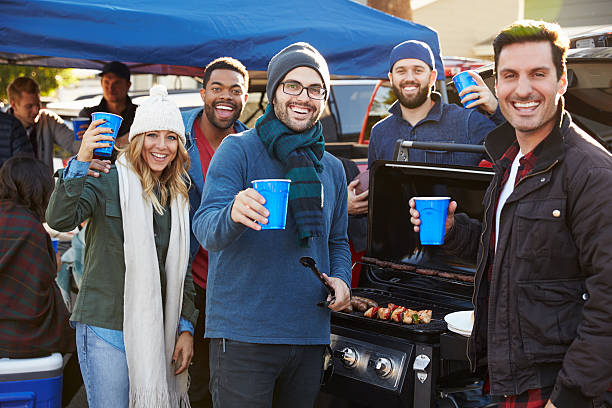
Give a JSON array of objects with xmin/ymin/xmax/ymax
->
[
  {"xmin": 7, "ymin": 77, "xmax": 79, "ymax": 170},
  {"xmin": 79, "ymin": 61, "xmax": 137, "ymax": 152},
  {"xmin": 0, "ymin": 110, "xmax": 33, "ymax": 168},
  {"xmin": 182, "ymin": 57, "xmax": 249, "ymax": 408},
  {"xmin": 353, "ymin": 40, "xmax": 505, "ymax": 218}
]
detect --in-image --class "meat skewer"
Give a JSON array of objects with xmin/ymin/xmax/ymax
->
[
  {"xmin": 364, "ymin": 306, "xmax": 379, "ymax": 318},
  {"xmin": 377, "ymin": 307, "xmax": 391, "ymax": 320}
]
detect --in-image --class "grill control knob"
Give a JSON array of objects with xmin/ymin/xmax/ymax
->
[
  {"xmin": 374, "ymin": 357, "xmax": 393, "ymax": 378},
  {"xmin": 336, "ymin": 347, "xmax": 357, "ymax": 368}
]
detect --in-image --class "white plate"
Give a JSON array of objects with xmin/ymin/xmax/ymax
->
[
  {"xmin": 447, "ymin": 325, "xmax": 472, "ymax": 337},
  {"xmin": 444, "ymin": 310, "xmax": 474, "ymax": 335}
]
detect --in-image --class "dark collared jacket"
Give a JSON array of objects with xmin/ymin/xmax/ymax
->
[
  {"xmin": 443, "ymin": 106, "xmax": 612, "ymax": 407},
  {"xmin": 0, "ymin": 110, "xmax": 33, "ymax": 168},
  {"xmin": 79, "ymin": 96, "xmax": 137, "ymax": 139}
]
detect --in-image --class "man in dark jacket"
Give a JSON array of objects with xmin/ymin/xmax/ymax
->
[
  {"xmin": 79, "ymin": 61, "xmax": 137, "ymax": 159},
  {"xmin": 410, "ymin": 20, "xmax": 612, "ymax": 408},
  {"xmin": 0, "ymin": 110, "xmax": 33, "ymax": 168}
]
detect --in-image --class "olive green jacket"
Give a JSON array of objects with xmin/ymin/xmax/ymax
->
[{"xmin": 46, "ymin": 166, "xmax": 198, "ymax": 330}]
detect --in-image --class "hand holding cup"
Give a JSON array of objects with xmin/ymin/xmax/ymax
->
[
  {"xmin": 409, "ymin": 197, "xmax": 457, "ymax": 244},
  {"xmin": 231, "ymin": 188, "xmax": 269, "ymax": 231},
  {"xmin": 72, "ymin": 117, "xmax": 90, "ymax": 140},
  {"xmin": 454, "ymin": 71, "xmax": 498, "ymax": 114},
  {"xmin": 76, "ymin": 119, "xmax": 115, "ymax": 162}
]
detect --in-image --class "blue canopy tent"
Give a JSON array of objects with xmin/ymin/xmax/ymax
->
[{"xmin": 0, "ymin": 0, "xmax": 444, "ymax": 80}]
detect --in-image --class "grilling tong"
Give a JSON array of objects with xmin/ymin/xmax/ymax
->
[{"xmin": 299, "ymin": 256, "xmax": 336, "ymax": 307}]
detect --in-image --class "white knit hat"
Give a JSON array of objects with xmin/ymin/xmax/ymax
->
[{"xmin": 128, "ymin": 85, "xmax": 185, "ymax": 144}]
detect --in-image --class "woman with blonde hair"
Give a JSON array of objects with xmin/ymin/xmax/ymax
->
[{"xmin": 46, "ymin": 85, "xmax": 197, "ymax": 408}]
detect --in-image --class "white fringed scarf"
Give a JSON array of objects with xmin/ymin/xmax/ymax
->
[{"xmin": 116, "ymin": 155, "xmax": 191, "ymax": 408}]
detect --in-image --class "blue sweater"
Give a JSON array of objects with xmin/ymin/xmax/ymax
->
[
  {"xmin": 192, "ymin": 128, "xmax": 351, "ymax": 345},
  {"xmin": 368, "ymin": 93, "xmax": 505, "ymax": 167}
]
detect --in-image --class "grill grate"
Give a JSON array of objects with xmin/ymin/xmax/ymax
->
[{"xmin": 332, "ymin": 288, "xmax": 450, "ymax": 336}]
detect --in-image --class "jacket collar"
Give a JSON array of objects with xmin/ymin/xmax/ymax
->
[
  {"xmin": 388, "ymin": 92, "xmax": 444, "ymax": 125},
  {"xmin": 96, "ymin": 95, "xmax": 135, "ymax": 114},
  {"xmin": 7, "ymin": 107, "xmax": 35, "ymax": 133},
  {"xmin": 485, "ymin": 98, "xmax": 569, "ymax": 173}
]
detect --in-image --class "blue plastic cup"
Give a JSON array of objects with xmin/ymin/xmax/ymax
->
[
  {"xmin": 72, "ymin": 117, "xmax": 90, "ymax": 140},
  {"xmin": 51, "ymin": 238, "xmax": 59, "ymax": 253},
  {"xmin": 91, "ymin": 112, "xmax": 123, "ymax": 157},
  {"xmin": 251, "ymin": 179, "xmax": 291, "ymax": 230},
  {"xmin": 414, "ymin": 197, "xmax": 450, "ymax": 245},
  {"xmin": 452, "ymin": 71, "xmax": 478, "ymax": 108}
]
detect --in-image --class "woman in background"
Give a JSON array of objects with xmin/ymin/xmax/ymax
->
[
  {"xmin": 46, "ymin": 85, "xmax": 197, "ymax": 408},
  {"xmin": 0, "ymin": 156, "xmax": 82, "ymax": 406}
]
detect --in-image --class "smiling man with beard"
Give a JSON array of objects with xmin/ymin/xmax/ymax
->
[
  {"xmin": 367, "ymin": 40, "xmax": 504, "ymax": 170},
  {"xmin": 192, "ymin": 42, "xmax": 351, "ymax": 408},
  {"xmin": 181, "ymin": 57, "xmax": 249, "ymax": 408}
]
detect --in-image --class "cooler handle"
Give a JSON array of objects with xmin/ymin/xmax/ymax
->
[{"xmin": 0, "ymin": 391, "xmax": 35, "ymax": 407}]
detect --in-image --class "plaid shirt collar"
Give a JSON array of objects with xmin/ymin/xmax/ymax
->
[
  {"xmin": 497, "ymin": 140, "xmax": 539, "ymax": 187},
  {"xmin": 485, "ymin": 101, "xmax": 567, "ymax": 172}
]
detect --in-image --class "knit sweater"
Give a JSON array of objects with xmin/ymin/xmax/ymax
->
[{"xmin": 192, "ymin": 128, "xmax": 351, "ymax": 344}]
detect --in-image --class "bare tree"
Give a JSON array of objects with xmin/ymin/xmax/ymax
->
[{"xmin": 367, "ymin": 0, "xmax": 413, "ymax": 21}]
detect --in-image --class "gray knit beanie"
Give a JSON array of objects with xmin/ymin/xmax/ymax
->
[{"xmin": 266, "ymin": 42, "xmax": 331, "ymax": 103}]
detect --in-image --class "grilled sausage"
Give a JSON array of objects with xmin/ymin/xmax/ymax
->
[
  {"xmin": 351, "ymin": 296, "xmax": 378, "ymax": 308},
  {"xmin": 350, "ymin": 298, "xmax": 368, "ymax": 312},
  {"xmin": 341, "ymin": 304, "xmax": 354, "ymax": 313},
  {"xmin": 416, "ymin": 268, "xmax": 436, "ymax": 276}
]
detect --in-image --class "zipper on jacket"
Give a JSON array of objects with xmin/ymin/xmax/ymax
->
[
  {"xmin": 472, "ymin": 157, "xmax": 559, "ymax": 385},
  {"xmin": 467, "ymin": 172, "xmax": 497, "ymax": 371}
]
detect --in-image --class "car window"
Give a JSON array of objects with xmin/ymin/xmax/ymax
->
[
  {"xmin": 565, "ymin": 64, "xmax": 612, "ymax": 149},
  {"xmin": 330, "ymin": 84, "xmax": 377, "ymax": 137},
  {"xmin": 360, "ymin": 85, "xmax": 395, "ymax": 143}
]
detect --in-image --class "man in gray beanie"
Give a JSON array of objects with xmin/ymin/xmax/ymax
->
[{"xmin": 192, "ymin": 42, "xmax": 351, "ymax": 407}]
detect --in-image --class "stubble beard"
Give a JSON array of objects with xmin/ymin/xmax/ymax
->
[
  {"xmin": 392, "ymin": 81, "xmax": 430, "ymax": 109},
  {"xmin": 204, "ymin": 101, "xmax": 241, "ymax": 130},
  {"xmin": 273, "ymin": 101, "xmax": 321, "ymax": 133}
]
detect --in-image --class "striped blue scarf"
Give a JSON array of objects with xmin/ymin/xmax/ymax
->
[{"xmin": 255, "ymin": 105, "xmax": 325, "ymax": 247}]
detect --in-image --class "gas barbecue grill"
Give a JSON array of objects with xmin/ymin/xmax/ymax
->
[{"xmin": 319, "ymin": 160, "xmax": 495, "ymax": 408}]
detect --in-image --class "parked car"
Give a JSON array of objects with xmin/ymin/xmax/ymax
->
[{"xmin": 445, "ymin": 40, "xmax": 612, "ymax": 152}]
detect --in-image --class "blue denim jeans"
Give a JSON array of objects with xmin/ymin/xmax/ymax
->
[{"xmin": 75, "ymin": 323, "xmax": 129, "ymax": 408}]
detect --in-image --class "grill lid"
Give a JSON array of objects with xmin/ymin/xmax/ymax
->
[{"xmin": 365, "ymin": 161, "xmax": 493, "ymax": 296}]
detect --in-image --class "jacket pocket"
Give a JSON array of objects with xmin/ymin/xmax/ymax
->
[
  {"xmin": 105, "ymin": 199, "xmax": 122, "ymax": 218},
  {"xmin": 516, "ymin": 279, "xmax": 585, "ymax": 361},
  {"xmin": 104, "ymin": 199, "xmax": 123, "ymax": 249},
  {"xmin": 514, "ymin": 198, "xmax": 577, "ymax": 259}
]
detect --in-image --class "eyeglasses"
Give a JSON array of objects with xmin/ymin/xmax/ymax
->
[{"xmin": 281, "ymin": 81, "xmax": 327, "ymax": 100}]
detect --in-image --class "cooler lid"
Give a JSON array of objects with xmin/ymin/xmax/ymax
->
[
  {"xmin": 0, "ymin": 353, "xmax": 63, "ymax": 375},
  {"xmin": 366, "ymin": 161, "xmax": 493, "ymax": 276}
]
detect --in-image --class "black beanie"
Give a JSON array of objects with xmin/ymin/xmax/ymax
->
[{"xmin": 266, "ymin": 42, "xmax": 331, "ymax": 103}]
